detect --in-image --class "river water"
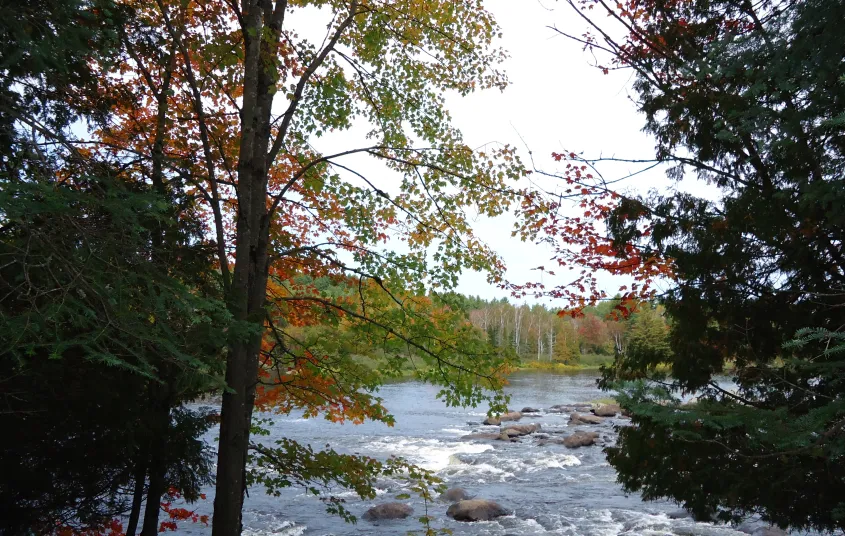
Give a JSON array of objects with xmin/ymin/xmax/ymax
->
[{"xmin": 178, "ymin": 371, "xmax": 780, "ymax": 536}]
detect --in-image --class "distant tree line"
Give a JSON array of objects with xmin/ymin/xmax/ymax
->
[{"xmin": 443, "ymin": 294, "xmax": 671, "ymax": 366}]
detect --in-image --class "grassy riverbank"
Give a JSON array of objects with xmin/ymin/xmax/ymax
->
[{"xmin": 515, "ymin": 354, "xmax": 615, "ymax": 372}]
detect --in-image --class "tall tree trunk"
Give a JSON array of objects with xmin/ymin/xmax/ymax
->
[
  {"xmin": 211, "ymin": 1, "xmax": 356, "ymax": 532},
  {"xmin": 212, "ymin": 2, "xmax": 274, "ymax": 532}
]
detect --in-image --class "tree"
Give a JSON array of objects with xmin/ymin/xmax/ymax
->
[
  {"xmin": 85, "ymin": 1, "xmax": 525, "ymax": 533},
  {"xmin": 553, "ymin": 318, "xmax": 580, "ymax": 364},
  {"xmin": 554, "ymin": 0, "xmax": 845, "ymax": 530},
  {"xmin": 0, "ymin": 115, "xmax": 229, "ymax": 536},
  {"xmin": 577, "ymin": 313, "xmax": 610, "ymax": 354},
  {"xmin": 1, "ymin": 2, "xmax": 232, "ymax": 532},
  {"xmin": 607, "ymin": 305, "xmax": 670, "ymax": 379}
]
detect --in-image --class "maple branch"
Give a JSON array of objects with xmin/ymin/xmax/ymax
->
[
  {"xmin": 266, "ymin": 145, "xmax": 382, "ymax": 220},
  {"xmin": 120, "ymin": 29, "xmax": 159, "ymax": 97}
]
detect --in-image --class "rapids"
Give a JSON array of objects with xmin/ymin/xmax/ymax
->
[{"xmin": 176, "ymin": 371, "xmax": 788, "ymax": 536}]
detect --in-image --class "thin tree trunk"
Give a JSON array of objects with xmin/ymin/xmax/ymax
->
[
  {"xmin": 125, "ymin": 457, "xmax": 146, "ymax": 536},
  {"xmin": 140, "ymin": 400, "xmax": 170, "ymax": 536}
]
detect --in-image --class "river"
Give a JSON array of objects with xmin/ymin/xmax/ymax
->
[{"xmin": 177, "ymin": 371, "xmax": 781, "ymax": 536}]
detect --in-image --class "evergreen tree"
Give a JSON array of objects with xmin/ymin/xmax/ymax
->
[
  {"xmin": 559, "ymin": 0, "xmax": 845, "ymax": 530},
  {"xmin": 0, "ymin": 2, "xmax": 230, "ymax": 532}
]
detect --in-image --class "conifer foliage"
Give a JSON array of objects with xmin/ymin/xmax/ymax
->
[{"xmin": 557, "ymin": 0, "xmax": 845, "ymax": 530}]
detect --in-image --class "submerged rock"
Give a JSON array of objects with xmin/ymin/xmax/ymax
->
[
  {"xmin": 520, "ymin": 407, "xmax": 541, "ymax": 413},
  {"xmin": 569, "ymin": 412, "xmax": 604, "ymax": 425},
  {"xmin": 737, "ymin": 522, "xmax": 788, "ymax": 536},
  {"xmin": 439, "ymin": 487, "xmax": 473, "ymax": 502},
  {"xmin": 461, "ymin": 432, "xmax": 502, "ymax": 441},
  {"xmin": 562, "ymin": 431, "xmax": 599, "ymax": 448},
  {"xmin": 666, "ymin": 509, "xmax": 693, "ymax": 520},
  {"xmin": 483, "ymin": 411, "xmax": 522, "ymax": 425},
  {"xmin": 362, "ymin": 502, "xmax": 413, "ymax": 521},
  {"xmin": 593, "ymin": 404, "xmax": 621, "ymax": 417},
  {"xmin": 446, "ymin": 499, "xmax": 507, "ymax": 522}
]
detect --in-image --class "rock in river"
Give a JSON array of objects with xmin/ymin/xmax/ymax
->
[
  {"xmin": 520, "ymin": 407, "xmax": 541, "ymax": 413},
  {"xmin": 461, "ymin": 432, "xmax": 516, "ymax": 442},
  {"xmin": 593, "ymin": 404, "xmax": 621, "ymax": 417},
  {"xmin": 483, "ymin": 411, "xmax": 522, "ymax": 425},
  {"xmin": 502, "ymin": 423, "xmax": 541, "ymax": 437},
  {"xmin": 446, "ymin": 499, "xmax": 507, "ymax": 522},
  {"xmin": 362, "ymin": 502, "xmax": 413, "ymax": 521},
  {"xmin": 569, "ymin": 412, "xmax": 604, "ymax": 425},
  {"xmin": 439, "ymin": 487, "xmax": 473, "ymax": 502},
  {"xmin": 562, "ymin": 431, "xmax": 599, "ymax": 448}
]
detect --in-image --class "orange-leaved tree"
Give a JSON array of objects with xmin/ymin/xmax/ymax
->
[{"xmin": 83, "ymin": 0, "xmax": 528, "ymax": 533}]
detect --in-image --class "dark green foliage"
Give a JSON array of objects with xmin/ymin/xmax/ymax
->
[
  {"xmin": 582, "ymin": 0, "xmax": 845, "ymax": 530},
  {"xmin": 608, "ymin": 380, "xmax": 845, "ymax": 530},
  {"xmin": 1, "ymin": 175, "xmax": 230, "ymax": 374},
  {"xmin": 0, "ymin": 172, "xmax": 230, "ymax": 531},
  {"xmin": 0, "ymin": 0, "xmax": 128, "ymax": 152},
  {"xmin": 0, "ymin": 2, "xmax": 231, "ymax": 530}
]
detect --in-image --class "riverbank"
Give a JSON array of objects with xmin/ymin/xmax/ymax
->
[{"xmin": 514, "ymin": 354, "xmax": 614, "ymax": 373}]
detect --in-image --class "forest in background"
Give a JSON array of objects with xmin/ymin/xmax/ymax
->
[{"xmin": 289, "ymin": 275, "xmax": 670, "ymax": 369}]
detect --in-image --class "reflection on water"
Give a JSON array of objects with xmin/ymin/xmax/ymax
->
[{"xmin": 174, "ymin": 371, "xmax": 783, "ymax": 536}]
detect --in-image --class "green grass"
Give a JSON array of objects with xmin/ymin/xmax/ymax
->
[
  {"xmin": 515, "ymin": 354, "xmax": 615, "ymax": 372},
  {"xmin": 578, "ymin": 353, "xmax": 615, "ymax": 368}
]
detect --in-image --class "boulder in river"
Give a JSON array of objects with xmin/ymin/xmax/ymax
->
[
  {"xmin": 562, "ymin": 431, "xmax": 599, "ymax": 448},
  {"xmin": 501, "ymin": 423, "xmax": 541, "ymax": 436},
  {"xmin": 439, "ymin": 487, "xmax": 473, "ymax": 502},
  {"xmin": 520, "ymin": 407, "xmax": 541, "ymax": 413},
  {"xmin": 362, "ymin": 502, "xmax": 413, "ymax": 521},
  {"xmin": 446, "ymin": 499, "xmax": 507, "ymax": 522},
  {"xmin": 593, "ymin": 404, "xmax": 621, "ymax": 417},
  {"xmin": 483, "ymin": 411, "xmax": 522, "ymax": 425},
  {"xmin": 569, "ymin": 412, "xmax": 604, "ymax": 425}
]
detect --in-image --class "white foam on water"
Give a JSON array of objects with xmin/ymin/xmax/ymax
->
[
  {"xmin": 523, "ymin": 452, "xmax": 581, "ymax": 473},
  {"xmin": 512, "ymin": 517, "xmax": 550, "ymax": 533},
  {"xmin": 441, "ymin": 427, "xmax": 471, "ymax": 435},
  {"xmin": 583, "ymin": 509, "xmax": 626, "ymax": 536},
  {"xmin": 364, "ymin": 436, "xmax": 494, "ymax": 471},
  {"xmin": 440, "ymin": 456, "xmax": 516, "ymax": 481},
  {"xmin": 331, "ymin": 487, "xmax": 389, "ymax": 499},
  {"xmin": 242, "ymin": 520, "xmax": 306, "ymax": 536}
]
